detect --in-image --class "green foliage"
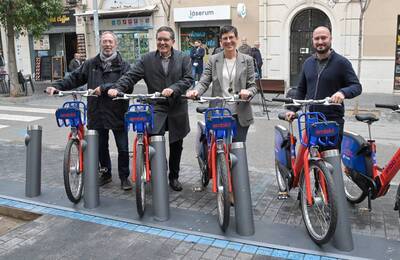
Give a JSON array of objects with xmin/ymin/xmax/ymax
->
[{"xmin": 0, "ymin": 0, "xmax": 63, "ymax": 37}]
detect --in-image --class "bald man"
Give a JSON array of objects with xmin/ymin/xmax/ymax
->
[{"xmin": 286, "ymin": 26, "xmax": 362, "ymax": 149}]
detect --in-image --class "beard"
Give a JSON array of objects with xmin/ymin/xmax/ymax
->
[{"xmin": 315, "ymin": 44, "xmax": 331, "ymax": 54}]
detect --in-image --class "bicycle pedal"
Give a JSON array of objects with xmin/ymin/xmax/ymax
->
[{"xmin": 277, "ymin": 191, "xmax": 289, "ymax": 200}]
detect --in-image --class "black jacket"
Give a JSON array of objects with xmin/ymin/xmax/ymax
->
[
  {"xmin": 112, "ymin": 49, "xmax": 193, "ymax": 143},
  {"xmin": 293, "ymin": 50, "xmax": 362, "ymax": 120},
  {"xmin": 54, "ymin": 53, "xmax": 131, "ymax": 130}
]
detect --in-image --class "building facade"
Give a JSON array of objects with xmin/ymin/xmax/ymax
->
[{"xmin": 0, "ymin": 0, "xmax": 399, "ymax": 93}]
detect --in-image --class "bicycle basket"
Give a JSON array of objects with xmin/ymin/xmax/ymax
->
[
  {"xmin": 308, "ymin": 121, "xmax": 339, "ymax": 147},
  {"xmin": 55, "ymin": 101, "xmax": 86, "ymax": 127},
  {"xmin": 205, "ymin": 107, "xmax": 237, "ymax": 140},
  {"xmin": 125, "ymin": 104, "xmax": 153, "ymax": 133}
]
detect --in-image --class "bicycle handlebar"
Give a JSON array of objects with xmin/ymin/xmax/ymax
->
[
  {"xmin": 113, "ymin": 92, "xmax": 166, "ymax": 101},
  {"xmin": 375, "ymin": 103, "xmax": 400, "ymax": 111},
  {"xmin": 272, "ymin": 97, "xmax": 338, "ymax": 107},
  {"xmin": 188, "ymin": 95, "xmax": 249, "ymax": 104},
  {"xmin": 46, "ymin": 89, "xmax": 97, "ymax": 97}
]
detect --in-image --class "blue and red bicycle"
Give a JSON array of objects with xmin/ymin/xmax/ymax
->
[
  {"xmin": 341, "ymin": 103, "xmax": 400, "ymax": 216},
  {"xmin": 273, "ymin": 97, "xmax": 339, "ymax": 244},
  {"xmin": 114, "ymin": 92, "xmax": 165, "ymax": 217}
]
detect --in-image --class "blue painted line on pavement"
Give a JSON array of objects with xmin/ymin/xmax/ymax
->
[{"xmin": 0, "ymin": 197, "xmax": 340, "ymax": 260}]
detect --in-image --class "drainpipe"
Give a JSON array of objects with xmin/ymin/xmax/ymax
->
[
  {"xmin": 263, "ymin": 0, "xmax": 267, "ymax": 79},
  {"xmin": 93, "ymin": 0, "xmax": 100, "ymax": 54}
]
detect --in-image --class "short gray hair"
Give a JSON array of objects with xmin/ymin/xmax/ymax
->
[{"xmin": 100, "ymin": 31, "xmax": 119, "ymax": 45}]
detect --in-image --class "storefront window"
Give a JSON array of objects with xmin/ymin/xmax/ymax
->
[
  {"xmin": 180, "ymin": 27, "xmax": 220, "ymax": 62},
  {"xmin": 115, "ymin": 31, "xmax": 149, "ymax": 65}
]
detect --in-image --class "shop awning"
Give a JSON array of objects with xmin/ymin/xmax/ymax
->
[{"xmin": 74, "ymin": 5, "xmax": 158, "ymax": 18}]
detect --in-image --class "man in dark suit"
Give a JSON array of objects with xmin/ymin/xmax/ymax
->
[
  {"xmin": 190, "ymin": 40, "xmax": 205, "ymax": 86},
  {"xmin": 108, "ymin": 26, "xmax": 193, "ymax": 191},
  {"xmin": 68, "ymin": 53, "xmax": 82, "ymax": 72}
]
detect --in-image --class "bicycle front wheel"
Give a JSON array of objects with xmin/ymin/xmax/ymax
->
[
  {"xmin": 300, "ymin": 160, "xmax": 337, "ymax": 244},
  {"xmin": 135, "ymin": 143, "xmax": 146, "ymax": 217},
  {"xmin": 63, "ymin": 138, "xmax": 83, "ymax": 203},
  {"xmin": 198, "ymin": 140, "xmax": 209, "ymax": 187},
  {"xmin": 216, "ymin": 152, "xmax": 230, "ymax": 231}
]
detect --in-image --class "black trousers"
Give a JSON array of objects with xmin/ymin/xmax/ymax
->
[
  {"xmin": 232, "ymin": 115, "xmax": 250, "ymax": 143},
  {"xmin": 97, "ymin": 128, "xmax": 130, "ymax": 180}
]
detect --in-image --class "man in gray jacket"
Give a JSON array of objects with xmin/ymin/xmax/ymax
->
[{"xmin": 108, "ymin": 26, "xmax": 193, "ymax": 191}]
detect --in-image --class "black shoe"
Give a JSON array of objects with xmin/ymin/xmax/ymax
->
[
  {"xmin": 121, "ymin": 178, "xmax": 132, "ymax": 191},
  {"xmin": 169, "ymin": 179, "xmax": 183, "ymax": 192},
  {"xmin": 98, "ymin": 174, "xmax": 112, "ymax": 186}
]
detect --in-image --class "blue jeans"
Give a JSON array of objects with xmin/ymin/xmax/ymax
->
[
  {"xmin": 97, "ymin": 129, "xmax": 130, "ymax": 180},
  {"xmin": 192, "ymin": 65, "xmax": 203, "ymax": 87}
]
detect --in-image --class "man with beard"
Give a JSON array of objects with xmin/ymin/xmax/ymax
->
[
  {"xmin": 286, "ymin": 26, "xmax": 362, "ymax": 147},
  {"xmin": 46, "ymin": 31, "xmax": 132, "ymax": 190},
  {"xmin": 108, "ymin": 26, "xmax": 192, "ymax": 192}
]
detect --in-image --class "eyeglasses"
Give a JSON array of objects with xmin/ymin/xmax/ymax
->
[{"xmin": 157, "ymin": 37, "xmax": 172, "ymax": 42}]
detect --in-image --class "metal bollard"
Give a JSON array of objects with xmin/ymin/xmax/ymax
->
[
  {"xmin": 25, "ymin": 125, "xmax": 42, "ymax": 197},
  {"xmin": 230, "ymin": 142, "xmax": 255, "ymax": 236},
  {"xmin": 150, "ymin": 136, "xmax": 169, "ymax": 221},
  {"xmin": 83, "ymin": 130, "xmax": 100, "ymax": 209},
  {"xmin": 321, "ymin": 149, "xmax": 354, "ymax": 251}
]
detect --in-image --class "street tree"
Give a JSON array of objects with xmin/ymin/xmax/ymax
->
[{"xmin": 0, "ymin": 0, "xmax": 63, "ymax": 96}]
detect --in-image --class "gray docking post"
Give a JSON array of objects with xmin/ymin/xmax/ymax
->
[
  {"xmin": 150, "ymin": 135, "xmax": 169, "ymax": 221},
  {"xmin": 25, "ymin": 125, "xmax": 42, "ymax": 197},
  {"xmin": 230, "ymin": 142, "xmax": 255, "ymax": 236},
  {"xmin": 322, "ymin": 149, "xmax": 354, "ymax": 251},
  {"xmin": 83, "ymin": 130, "xmax": 100, "ymax": 209}
]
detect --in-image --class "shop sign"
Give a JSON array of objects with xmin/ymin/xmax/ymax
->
[
  {"xmin": 174, "ymin": 5, "xmax": 230, "ymax": 22},
  {"xmin": 33, "ymin": 35, "xmax": 50, "ymax": 51},
  {"xmin": 49, "ymin": 10, "xmax": 76, "ymax": 27},
  {"xmin": 100, "ymin": 16, "xmax": 152, "ymax": 30},
  {"xmin": 394, "ymin": 15, "xmax": 400, "ymax": 90}
]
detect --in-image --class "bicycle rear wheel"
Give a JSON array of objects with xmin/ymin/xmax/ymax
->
[
  {"xmin": 275, "ymin": 161, "xmax": 288, "ymax": 192},
  {"xmin": 135, "ymin": 143, "xmax": 146, "ymax": 217},
  {"xmin": 63, "ymin": 138, "xmax": 83, "ymax": 203},
  {"xmin": 216, "ymin": 152, "xmax": 230, "ymax": 231},
  {"xmin": 342, "ymin": 164, "xmax": 367, "ymax": 204},
  {"xmin": 300, "ymin": 160, "xmax": 337, "ymax": 244}
]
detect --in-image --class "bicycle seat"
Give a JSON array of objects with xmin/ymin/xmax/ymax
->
[
  {"xmin": 196, "ymin": 107, "xmax": 208, "ymax": 114},
  {"xmin": 355, "ymin": 113, "xmax": 379, "ymax": 124}
]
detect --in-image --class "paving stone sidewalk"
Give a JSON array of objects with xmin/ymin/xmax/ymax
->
[{"xmin": 0, "ymin": 140, "xmax": 399, "ymax": 243}]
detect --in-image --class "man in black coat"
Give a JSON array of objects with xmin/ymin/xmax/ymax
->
[
  {"xmin": 108, "ymin": 26, "xmax": 193, "ymax": 191},
  {"xmin": 46, "ymin": 31, "xmax": 133, "ymax": 190}
]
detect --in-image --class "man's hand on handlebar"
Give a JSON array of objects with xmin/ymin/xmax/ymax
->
[
  {"xmin": 108, "ymin": 89, "xmax": 119, "ymax": 98},
  {"xmin": 330, "ymin": 91, "xmax": 345, "ymax": 104},
  {"xmin": 161, "ymin": 88, "xmax": 174, "ymax": 97},
  {"xmin": 186, "ymin": 89, "xmax": 199, "ymax": 99},
  {"xmin": 285, "ymin": 111, "xmax": 296, "ymax": 122},
  {"xmin": 46, "ymin": 87, "xmax": 58, "ymax": 96}
]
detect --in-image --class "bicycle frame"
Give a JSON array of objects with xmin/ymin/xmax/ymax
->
[
  {"xmin": 283, "ymin": 111, "xmax": 339, "ymax": 205},
  {"xmin": 125, "ymin": 103, "xmax": 154, "ymax": 183}
]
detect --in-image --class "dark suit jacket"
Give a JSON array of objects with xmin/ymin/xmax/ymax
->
[
  {"xmin": 113, "ymin": 48, "xmax": 193, "ymax": 143},
  {"xmin": 68, "ymin": 58, "xmax": 81, "ymax": 72}
]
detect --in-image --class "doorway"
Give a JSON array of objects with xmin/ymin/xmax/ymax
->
[{"xmin": 290, "ymin": 8, "xmax": 331, "ymax": 86}]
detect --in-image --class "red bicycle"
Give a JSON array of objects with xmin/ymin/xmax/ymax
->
[
  {"xmin": 274, "ymin": 97, "xmax": 339, "ymax": 244},
  {"xmin": 341, "ymin": 103, "xmax": 400, "ymax": 216}
]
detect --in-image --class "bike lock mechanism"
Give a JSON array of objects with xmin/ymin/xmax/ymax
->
[
  {"xmin": 321, "ymin": 149, "xmax": 354, "ymax": 251},
  {"xmin": 150, "ymin": 135, "xmax": 169, "ymax": 221},
  {"xmin": 230, "ymin": 142, "xmax": 255, "ymax": 236},
  {"xmin": 25, "ymin": 125, "xmax": 42, "ymax": 198},
  {"xmin": 83, "ymin": 130, "xmax": 100, "ymax": 209}
]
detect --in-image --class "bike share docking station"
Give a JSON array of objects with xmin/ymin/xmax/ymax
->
[
  {"xmin": 230, "ymin": 142, "xmax": 255, "ymax": 236},
  {"xmin": 25, "ymin": 125, "xmax": 42, "ymax": 198},
  {"xmin": 322, "ymin": 149, "xmax": 354, "ymax": 252},
  {"xmin": 82, "ymin": 129, "xmax": 100, "ymax": 209},
  {"xmin": 149, "ymin": 135, "xmax": 170, "ymax": 222}
]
